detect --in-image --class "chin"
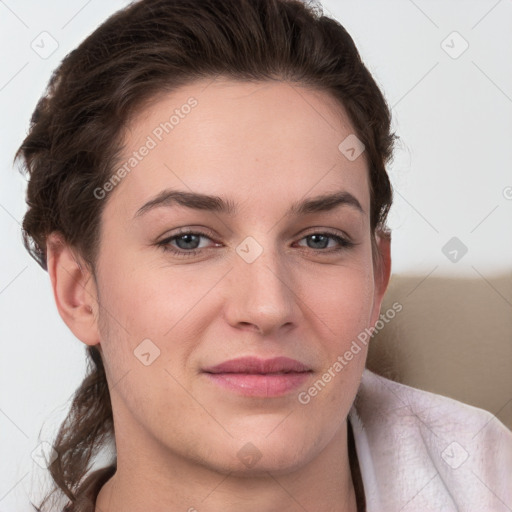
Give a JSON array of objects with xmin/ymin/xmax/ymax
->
[{"xmin": 208, "ymin": 429, "xmax": 320, "ymax": 476}]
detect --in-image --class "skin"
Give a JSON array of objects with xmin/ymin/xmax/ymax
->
[{"xmin": 47, "ymin": 78, "xmax": 391, "ymax": 512}]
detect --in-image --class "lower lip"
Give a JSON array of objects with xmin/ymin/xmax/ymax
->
[{"xmin": 203, "ymin": 372, "xmax": 311, "ymax": 397}]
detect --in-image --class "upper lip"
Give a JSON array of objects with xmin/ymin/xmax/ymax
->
[{"xmin": 203, "ymin": 356, "xmax": 312, "ymax": 374}]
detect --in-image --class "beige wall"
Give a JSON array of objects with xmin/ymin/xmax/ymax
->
[{"xmin": 367, "ymin": 273, "xmax": 512, "ymax": 430}]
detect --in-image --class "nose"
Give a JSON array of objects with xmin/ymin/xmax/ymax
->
[{"xmin": 223, "ymin": 239, "xmax": 299, "ymax": 336}]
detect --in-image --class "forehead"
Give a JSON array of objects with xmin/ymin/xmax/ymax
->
[{"xmin": 106, "ymin": 79, "xmax": 370, "ymax": 221}]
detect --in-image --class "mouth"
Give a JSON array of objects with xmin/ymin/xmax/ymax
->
[{"xmin": 202, "ymin": 356, "xmax": 313, "ymax": 397}]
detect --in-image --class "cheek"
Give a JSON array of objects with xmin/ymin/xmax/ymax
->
[
  {"xmin": 94, "ymin": 266, "xmax": 197, "ymax": 416},
  {"xmin": 301, "ymin": 259, "xmax": 375, "ymax": 345},
  {"xmin": 94, "ymin": 256, "xmax": 219, "ymax": 379},
  {"xmin": 96, "ymin": 255, "xmax": 200, "ymax": 334}
]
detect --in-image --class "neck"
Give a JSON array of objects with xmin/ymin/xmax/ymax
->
[{"xmin": 95, "ymin": 419, "xmax": 358, "ymax": 512}]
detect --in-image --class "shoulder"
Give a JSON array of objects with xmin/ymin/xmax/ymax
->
[{"xmin": 349, "ymin": 369, "xmax": 512, "ymax": 511}]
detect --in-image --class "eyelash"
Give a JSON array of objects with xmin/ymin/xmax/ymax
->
[{"xmin": 156, "ymin": 228, "xmax": 356, "ymax": 259}]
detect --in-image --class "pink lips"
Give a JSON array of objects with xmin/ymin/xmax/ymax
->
[{"xmin": 202, "ymin": 356, "xmax": 312, "ymax": 397}]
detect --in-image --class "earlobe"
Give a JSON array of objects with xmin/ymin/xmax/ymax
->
[{"xmin": 46, "ymin": 232, "xmax": 100, "ymax": 346}]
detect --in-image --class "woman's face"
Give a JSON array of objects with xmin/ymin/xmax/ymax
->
[{"xmin": 89, "ymin": 78, "xmax": 390, "ymax": 475}]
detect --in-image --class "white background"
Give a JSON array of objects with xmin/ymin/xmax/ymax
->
[{"xmin": 1, "ymin": 0, "xmax": 511, "ymax": 509}]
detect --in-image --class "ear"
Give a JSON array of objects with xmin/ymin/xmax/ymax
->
[
  {"xmin": 46, "ymin": 232, "xmax": 100, "ymax": 346},
  {"xmin": 369, "ymin": 229, "xmax": 392, "ymax": 327}
]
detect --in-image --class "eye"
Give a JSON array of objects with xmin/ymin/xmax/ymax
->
[
  {"xmin": 156, "ymin": 229, "xmax": 219, "ymax": 258},
  {"xmin": 295, "ymin": 232, "xmax": 355, "ymax": 253},
  {"xmin": 169, "ymin": 233, "xmax": 207, "ymax": 250},
  {"xmin": 156, "ymin": 228, "xmax": 356, "ymax": 259}
]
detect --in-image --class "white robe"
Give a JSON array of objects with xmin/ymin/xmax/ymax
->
[{"xmin": 349, "ymin": 370, "xmax": 512, "ymax": 511}]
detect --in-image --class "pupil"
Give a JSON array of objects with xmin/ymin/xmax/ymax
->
[
  {"xmin": 177, "ymin": 234, "xmax": 199, "ymax": 250},
  {"xmin": 309, "ymin": 234, "xmax": 328, "ymax": 249}
]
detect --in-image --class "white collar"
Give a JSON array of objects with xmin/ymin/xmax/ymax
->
[{"xmin": 349, "ymin": 369, "xmax": 512, "ymax": 511}]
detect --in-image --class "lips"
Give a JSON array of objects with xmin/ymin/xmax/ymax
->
[
  {"xmin": 202, "ymin": 356, "xmax": 311, "ymax": 374},
  {"xmin": 202, "ymin": 356, "xmax": 312, "ymax": 397}
]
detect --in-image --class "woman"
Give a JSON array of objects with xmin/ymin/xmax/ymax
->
[{"xmin": 15, "ymin": 0, "xmax": 511, "ymax": 511}]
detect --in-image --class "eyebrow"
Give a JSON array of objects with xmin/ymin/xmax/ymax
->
[{"xmin": 133, "ymin": 188, "xmax": 364, "ymax": 219}]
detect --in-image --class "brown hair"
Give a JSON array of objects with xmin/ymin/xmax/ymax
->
[{"xmin": 16, "ymin": 0, "xmax": 396, "ymax": 510}]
